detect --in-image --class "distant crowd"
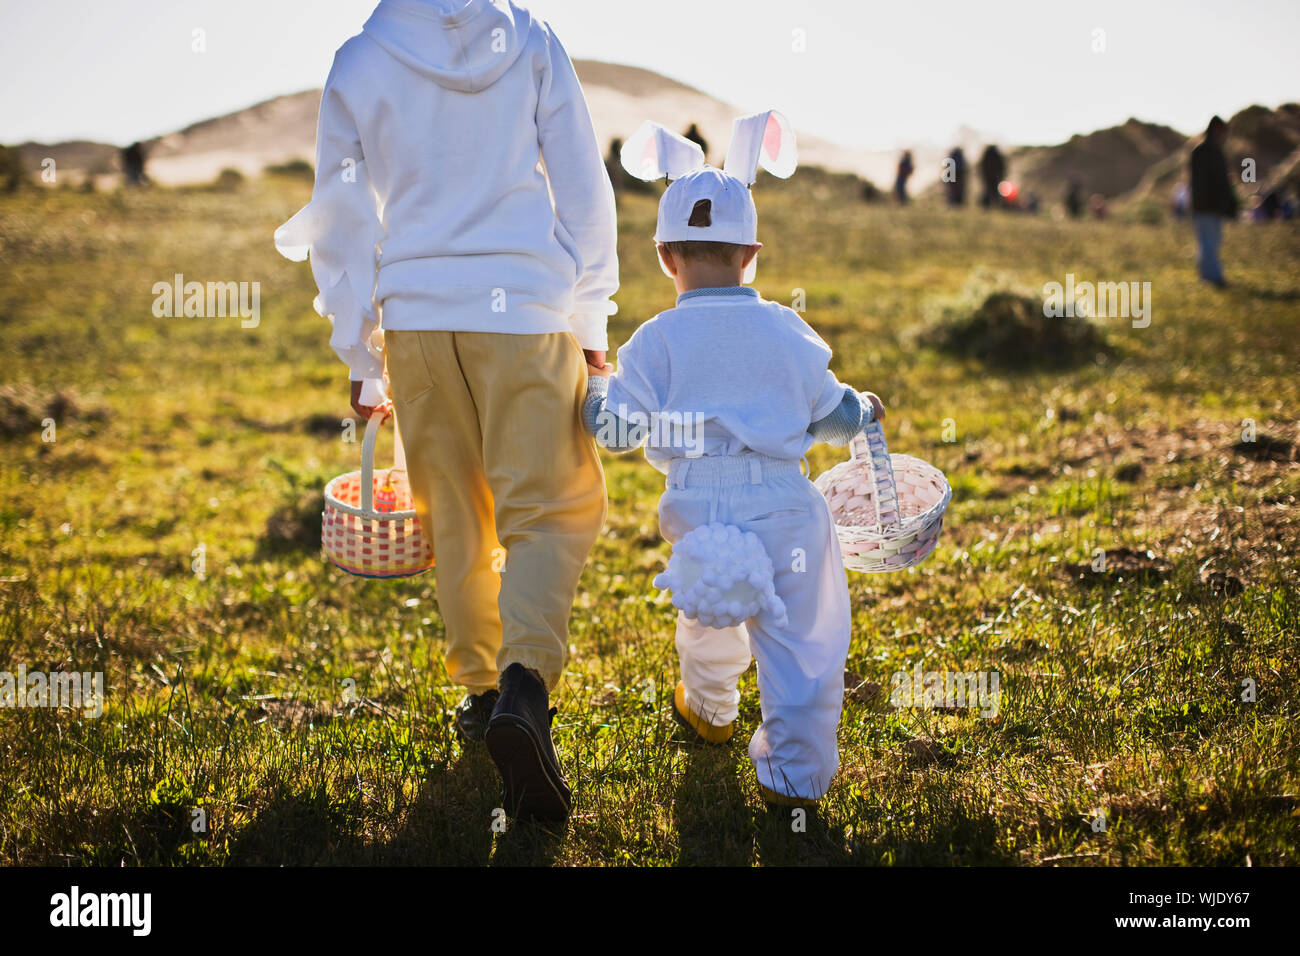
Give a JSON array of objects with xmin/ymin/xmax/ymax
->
[
  {"xmin": 599, "ymin": 115, "xmax": 1297, "ymax": 290},
  {"xmin": 602, "ymin": 120, "xmax": 1294, "ymax": 233},
  {"xmin": 104, "ymin": 113, "xmax": 1289, "ymax": 295}
]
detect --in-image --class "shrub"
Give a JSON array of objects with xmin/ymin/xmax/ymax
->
[
  {"xmin": 915, "ymin": 274, "xmax": 1109, "ymax": 369},
  {"xmin": 212, "ymin": 167, "xmax": 245, "ymax": 191},
  {"xmin": 0, "ymin": 145, "xmax": 28, "ymax": 193},
  {"xmin": 264, "ymin": 158, "xmax": 314, "ymax": 181}
]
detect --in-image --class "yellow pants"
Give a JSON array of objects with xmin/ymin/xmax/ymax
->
[{"xmin": 385, "ymin": 330, "xmax": 606, "ymax": 693}]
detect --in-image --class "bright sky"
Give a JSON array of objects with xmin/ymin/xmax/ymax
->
[{"xmin": 2, "ymin": 0, "xmax": 1296, "ymax": 150}]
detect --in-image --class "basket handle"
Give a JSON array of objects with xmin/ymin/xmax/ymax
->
[
  {"xmin": 359, "ymin": 411, "xmax": 388, "ymax": 513},
  {"xmin": 848, "ymin": 420, "xmax": 901, "ymax": 532}
]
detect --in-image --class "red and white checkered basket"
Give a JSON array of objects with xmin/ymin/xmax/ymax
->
[
  {"xmin": 814, "ymin": 420, "xmax": 951, "ymax": 573},
  {"xmin": 322, "ymin": 413, "xmax": 433, "ymax": 579}
]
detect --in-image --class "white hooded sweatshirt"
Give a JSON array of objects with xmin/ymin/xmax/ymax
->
[{"xmin": 275, "ymin": 0, "xmax": 619, "ymax": 389}]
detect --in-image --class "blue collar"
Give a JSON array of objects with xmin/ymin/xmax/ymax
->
[{"xmin": 675, "ymin": 286, "xmax": 759, "ymax": 306}]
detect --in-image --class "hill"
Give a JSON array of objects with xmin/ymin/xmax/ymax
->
[
  {"xmin": 13, "ymin": 139, "xmax": 120, "ymax": 180},
  {"xmin": 1006, "ymin": 118, "xmax": 1188, "ymax": 203},
  {"xmin": 12, "ymin": 60, "xmax": 1295, "ymax": 212},
  {"xmin": 1128, "ymin": 103, "xmax": 1300, "ymax": 209},
  {"xmin": 11, "ymin": 61, "xmax": 887, "ymax": 189}
]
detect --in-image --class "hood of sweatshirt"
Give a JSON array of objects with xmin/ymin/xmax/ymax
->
[{"xmin": 362, "ymin": 0, "xmax": 532, "ymax": 93}]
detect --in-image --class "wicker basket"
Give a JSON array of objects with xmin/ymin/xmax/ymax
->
[
  {"xmin": 814, "ymin": 421, "xmax": 951, "ymax": 573},
  {"xmin": 322, "ymin": 413, "xmax": 433, "ymax": 578}
]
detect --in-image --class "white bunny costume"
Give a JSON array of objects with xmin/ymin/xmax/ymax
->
[{"xmin": 587, "ymin": 112, "xmax": 855, "ymax": 802}]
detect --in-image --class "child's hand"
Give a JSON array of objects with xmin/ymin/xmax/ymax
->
[
  {"xmin": 587, "ymin": 362, "xmax": 613, "ymax": 379},
  {"xmin": 350, "ymin": 380, "xmax": 392, "ymax": 423},
  {"xmin": 862, "ymin": 391, "xmax": 886, "ymax": 423}
]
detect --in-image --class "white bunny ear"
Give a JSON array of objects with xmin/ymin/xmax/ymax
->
[
  {"xmin": 620, "ymin": 120, "xmax": 706, "ymax": 182},
  {"xmin": 723, "ymin": 110, "xmax": 797, "ymax": 185}
]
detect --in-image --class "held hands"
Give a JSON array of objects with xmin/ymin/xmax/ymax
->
[
  {"xmin": 861, "ymin": 391, "xmax": 886, "ymax": 423},
  {"xmin": 585, "ymin": 348, "xmax": 612, "ymax": 379},
  {"xmin": 350, "ymin": 380, "xmax": 393, "ymax": 423}
]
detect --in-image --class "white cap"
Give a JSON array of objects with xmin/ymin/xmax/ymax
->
[
  {"xmin": 621, "ymin": 110, "xmax": 797, "ymax": 283},
  {"xmin": 654, "ymin": 167, "xmax": 758, "ymax": 245}
]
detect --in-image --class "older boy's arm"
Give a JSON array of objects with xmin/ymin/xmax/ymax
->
[
  {"xmin": 315, "ymin": 72, "xmax": 382, "ymax": 384},
  {"xmin": 275, "ymin": 48, "xmax": 385, "ymax": 418},
  {"xmin": 536, "ymin": 25, "xmax": 619, "ymax": 354},
  {"xmin": 582, "ymin": 373, "xmax": 648, "ymax": 453}
]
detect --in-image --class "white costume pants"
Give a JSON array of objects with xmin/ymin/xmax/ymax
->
[{"xmin": 659, "ymin": 453, "xmax": 852, "ymax": 801}]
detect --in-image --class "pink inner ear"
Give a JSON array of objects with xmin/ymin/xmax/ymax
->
[
  {"xmin": 642, "ymin": 136, "xmax": 657, "ymax": 169},
  {"xmin": 762, "ymin": 115, "xmax": 783, "ymax": 160}
]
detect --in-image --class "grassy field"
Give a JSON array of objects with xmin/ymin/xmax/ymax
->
[{"xmin": 1, "ymin": 171, "xmax": 1297, "ymax": 866}]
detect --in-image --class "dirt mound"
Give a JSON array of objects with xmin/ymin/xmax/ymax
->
[
  {"xmin": 1232, "ymin": 432, "xmax": 1296, "ymax": 462},
  {"xmin": 259, "ymin": 489, "xmax": 324, "ymax": 555},
  {"xmin": 920, "ymin": 291, "xmax": 1107, "ymax": 369},
  {"xmin": 1201, "ymin": 570, "xmax": 1245, "ymax": 598},
  {"xmin": 0, "ymin": 385, "xmax": 109, "ymax": 439},
  {"xmin": 1063, "ymin": 547, "xmax": 1172, "ymax": 586}
]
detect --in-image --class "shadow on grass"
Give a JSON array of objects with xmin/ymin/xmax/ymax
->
[
  {"xmin": 254, "ymin": 488, "xmax": 325, "ymax": 558},
  {"xmin": 372, "ymin": 746, "xmax": 501, "ymax": 865},
  {"xmin": 1238, "ymin": 283, "xmax": 1300, "ymax": 302},
  {"xmin": 754, "ymin": 804, "xmax": 852, "ymax": 866},
  {"xmin": 488, "ymin": 817, "xmax": 566, "ymax": 867},
  {"xmin": 672, "ymin": 742, "xmax": 752, "ymax": 866},
  {"xmin": 229, "ymin": 780, "xmax": 365, "ymax": 866},
  {"xmin": 229, "ymin": 746, "xmax": 521, "ymax": 866},
  {"xmin": 837, "ymin": 795, "xmax": 1021, "ymax": 866},
  {"xmin": 377, "ymin": 745, "xmax": 565, "ymax": 866},
  {"xmin": 667, "ymin": 726, "xmax": 857, "ymax": 866}
]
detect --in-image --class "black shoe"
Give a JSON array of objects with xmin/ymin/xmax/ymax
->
[
  {"xmin": 454, "ymin": 689, "xmax": 499, "ymax": 743},
  {"xmin": 485, "ymin": 664, "xmax": 571, "ymax": 822}
]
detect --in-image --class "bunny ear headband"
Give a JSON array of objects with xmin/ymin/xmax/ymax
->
[
  {"xmin": 619, "ymin": 111, "xmax": 796, "ymax": 283},
  {"xmin": 619, "ymin": 109, "xmax": 798, "ymax": 184}
]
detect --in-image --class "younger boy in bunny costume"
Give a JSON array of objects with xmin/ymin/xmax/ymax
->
[{"xmin": 584, "ymin": 112, "xmax": 884, "ymax": 806}]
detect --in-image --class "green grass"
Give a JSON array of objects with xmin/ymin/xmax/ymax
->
[{"xmin": 1, "ymin": 176, "xmax": 1297, "ymax": 865}]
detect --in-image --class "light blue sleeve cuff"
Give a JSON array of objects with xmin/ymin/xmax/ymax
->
[
  {"xmin": 808, "ymin": 388, "xmax": 871, "ymax": 446},
  {"xmin": 583, "ymin": 375, "xmax": 647, "ymax": 453}
]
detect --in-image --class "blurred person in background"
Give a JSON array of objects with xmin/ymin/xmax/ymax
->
[
  {"xmin": 894, "ymin": 149, "xmax": 914, "ymax": 203},
  {"xmin": 1281, "ymin": 189, "xmax": 1296, "ymax": 221},
  {"xmin": 1065, "ymin": 177, "xmax": 1084, "ymax": 219},
  {"xmin": 978, "ymin": 144, "xmax": 1005, "ymax": 208},
  {"xmin": 945, "ymin": 146, "xmax": 967, "ymax": 206},
  {"xmin": 121, "ymin": 142, "xmax": 149, "ymax": 186},
  {"xmin": 1172, "ymin": 181, "xmax": 1190, "ymax": 219},
  {"xmin": 1190, "ymin": 115, "xmax": 1238, "ymax": 287},
  {"xmin": 682, "ymin": 122, "xmax": 708, "ymax": 163}
]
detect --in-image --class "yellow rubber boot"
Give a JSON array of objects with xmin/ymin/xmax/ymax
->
[
  {"xmin": 672, "ymin": 681, "xmax": 735, "ymax": 745},
  {"xmin": 758, "ymin": 783, "xmax": 821, "ymax": 809}
]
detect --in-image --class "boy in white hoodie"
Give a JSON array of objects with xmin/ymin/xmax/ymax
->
[{"xmin": 277, "ymin": 0, "xmax": 616, "ymax": 821}]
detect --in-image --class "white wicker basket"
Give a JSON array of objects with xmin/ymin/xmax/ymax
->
[
  {"xmin": 322, "ymin": 413, "xmax": 434, "ymax": 579},
  {"xmin": 814, "ymin": 421, "xmax": 951, "ymax": 573}
]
